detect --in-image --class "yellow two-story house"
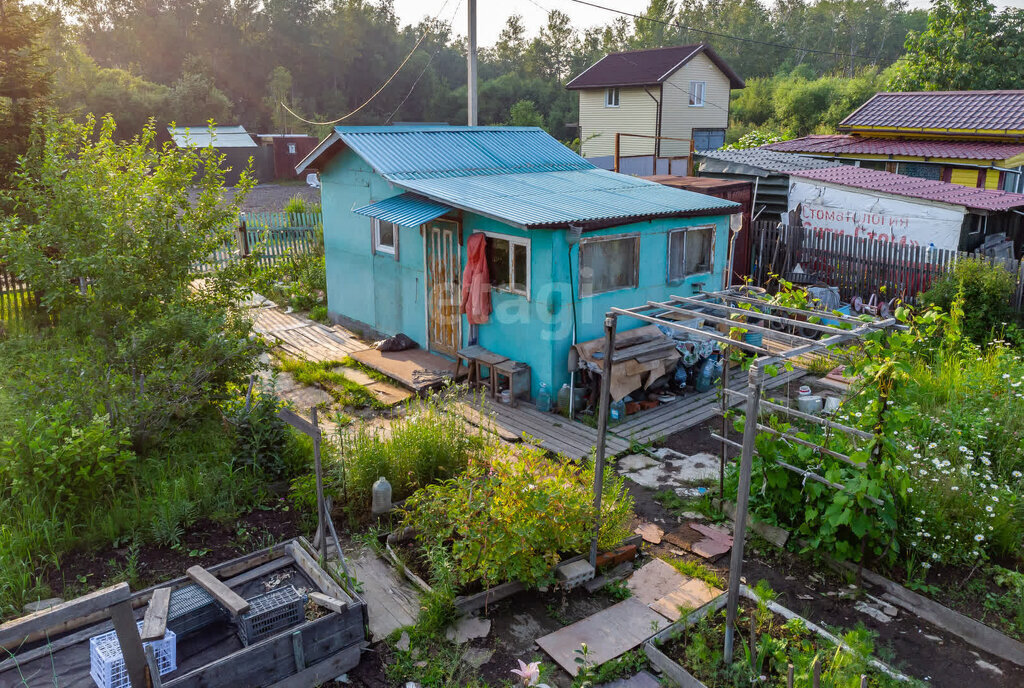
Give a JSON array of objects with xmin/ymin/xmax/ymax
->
[{"xmin": 566, "ymin": 44, "xmax": 744, "ymax": 162}]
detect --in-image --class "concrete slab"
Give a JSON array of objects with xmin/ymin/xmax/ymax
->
[
  {"xmin": 536, "ymin": 598, "xmax": 669, "ymax": 676},
  {"xmin": 626, "ymin": 559, "xmax": 687, "ymax": 605},
  {"xmin": 649, "ymin": 579, "xmax": 723, "ymax": 622},
  {"xmin": 446, "ymin": 616, "xmax": 491, "ymax": 644},
  {"xmin": 633, "ymin": 523, "xmax": 664, "ymax": 545},
  {"xmin": 599, "ymin": 670, "xmax": 661, "ymax": 688},
  {"xmin": 617, "ymin": 454, "xmax": 658, "ymax": 472}
]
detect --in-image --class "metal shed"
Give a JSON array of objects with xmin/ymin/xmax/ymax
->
[{"xmin": 696, "ymin": 149, "xmax": 843, "ymax": 222}]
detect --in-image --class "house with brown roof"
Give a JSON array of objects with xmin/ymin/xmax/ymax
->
[
  {"xmin": 766, "ymin": 91, "xmax": 1024, "ymax": 192},
  {"xmin": 566, "ymin": 44, "xmax": 744, "ymax": 162}
]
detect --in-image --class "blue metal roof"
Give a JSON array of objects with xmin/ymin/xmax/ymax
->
[
  {"xmin": 298, "ymin": 125, "xmax": 739, "ymax": 227},
  {"xmin": 334, "ymin": 126, "xmax": 592, "ymax": 180},
  {"xmin": 353, "ymin": 193, "xmax": 452, "ymax": 227}
]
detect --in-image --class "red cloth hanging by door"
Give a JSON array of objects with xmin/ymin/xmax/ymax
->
[{"xmin": 460, "ymin": 232, "xmax": 491, "ymax": 325}]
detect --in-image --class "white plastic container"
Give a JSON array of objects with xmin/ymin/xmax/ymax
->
[
  {"xmin": 371, "ymin": 476, "xmax": 392, "ymax": 515},
  {"xmin": 796, "ymin": 395, "xmax": 824, "ymax": 415}
]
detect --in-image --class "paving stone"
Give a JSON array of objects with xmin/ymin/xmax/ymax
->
[
  {"xmin": 445, "ymin": 615, "xmax": 491, "ymax": 644},
  {"xmin": 536, "ymin": 598, "xmax": 669, "ymax": 676},
  {"xmin": 462, "ymin": 647, "xmax": 495, "ymax": 669},
  {"xmin": 854, "ymin": 601, "xmax": 892, "ymax": 624},
  {"xmin": 395, "ymin": 631, "xmax": 410, "ymax": 652},
  {"xmin": 650, "ymin": 579, "xmax": 723, "ymax": 621},
  {"xmin": 598, "ymin": 670, "xmax": 661, "ymax": 687},
  {"xmin": 617, "ymin": 454, "xmax": 659, "ymax": 472},
  {"xmin": 626, "ymin": 559, "xmax": 687, "ymax": 605},
  {"xmin": 634, "ymin": 522, "xmax": 664, "ymax": 544}
]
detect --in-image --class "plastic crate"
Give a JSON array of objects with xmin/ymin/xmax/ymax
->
[
  {"xmin": 168, "ymin": 584, "xmax": 225, "ymax": 636},
  {"xmin": 237, "ymin": 586, "xmax": 307, "ymax": 647},
  {"xmin": 89, "ymin": 621, "xmax": 176, "ymax": 688}
]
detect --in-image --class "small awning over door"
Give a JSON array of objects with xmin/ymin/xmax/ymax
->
[{"xmin": 353, "ymin": 192, "xmax": 452, "ymax": 227}]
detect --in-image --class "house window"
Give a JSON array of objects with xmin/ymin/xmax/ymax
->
[
  {"xmin": 579, "ymin": 235, "xmax": 639, "ymax": 297},
  {"xmin": 372, "ymin": 218, "xmax": 397, "ymax": 257},
  {"xmin": 605, "ymin": 87, "xmax": 620, "ymax": 107},
  {"xmin": 689, "ymin": 81, "xmax": 705, "ymax": 107},
  {"xmin": 484, "ymin": 233, "xmax": 530, "ymax": 296},
  {"xmin": 668, "ymin": 226, "xmax": 714, "ymax": 281},
  {"xmin": 692, "ymin": 129, "xmax": 726, "ymax": 151},
  {"xmin": 287, "ymin": 142, "xmax": 297, "ymax": 155}
]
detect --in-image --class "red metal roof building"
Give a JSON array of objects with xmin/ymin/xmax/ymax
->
[
  {"xmin": 839, "ymin": 91, "xmax": 1024, "ymax": 137},
  {"xmin": 768, "ymin": 135, "xmax": 1024, "ymax": 164}
]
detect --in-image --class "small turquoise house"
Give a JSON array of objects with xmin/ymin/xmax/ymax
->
[{"xmin": 297, "ymin": 125, "xmax": 739, "ymax": 398}]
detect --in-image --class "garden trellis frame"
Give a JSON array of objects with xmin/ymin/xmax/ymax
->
[{"xmin": 589, "ymin": 287, "xmax": 897, "ymax": 664}]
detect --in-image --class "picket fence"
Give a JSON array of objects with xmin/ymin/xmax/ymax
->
[
  {"xmin": 0, "ymin": 212, "xmax": 322, "ymax": 325},
  {"xmin": 748, "ymin": 220, "xmax": 1024, "ymax": 308}
]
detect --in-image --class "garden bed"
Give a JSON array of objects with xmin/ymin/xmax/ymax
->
[{"xmin": 646, "ymin": 585, "xmax": 917, "ymax": 687}]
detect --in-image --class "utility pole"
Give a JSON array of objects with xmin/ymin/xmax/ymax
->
[{"xmin": 467, "ymin": 0, "xmax": 478, "ymax": 126}]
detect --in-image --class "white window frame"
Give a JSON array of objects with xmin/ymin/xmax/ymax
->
[
  {"xmin": 481, "ymin": 231, "xmax": 530, "ymax": 298},
  {"xmin": 667, "ymin": 225, "xmax": 715, "ymax": 282},
  {"xmin": 689, "ymin": 80, "xmax": 706, "ymax": 107},
  {"xmin": 579, "ymin": 233, "xmax": 640, "ymax": 298},
  {"xmin": 605, "ymin": 87, "xmax": 620, "ymax": 108},
  {"xmin": 287, "ymin": 142, "xmax": 297, "ymax": 154},
  {"xmin": 372, "ymin": 217, "xmax": 398, "ymax": 257}
]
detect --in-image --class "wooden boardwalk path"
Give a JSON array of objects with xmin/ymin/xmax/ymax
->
[{"xmin": 252, "ymin": 308, "xmax": 365, "ymax": 362}]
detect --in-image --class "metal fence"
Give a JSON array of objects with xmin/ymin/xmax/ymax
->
[
  {"xmin": 195, "ymin": 211, "xmax": 322, "ymax": 272},
  {"xmin": 748, "ymin": 220, "xmax": 1024, "ymax": 308}
]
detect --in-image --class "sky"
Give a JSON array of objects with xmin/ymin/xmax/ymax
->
[{"xmin": 392, "ymin": 0, "xmax": 1024, "ymax": 47}]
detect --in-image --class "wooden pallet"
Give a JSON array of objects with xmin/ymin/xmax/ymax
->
[{"xmin": 253, "ymin": 309, "xmax": 364, "ymax": 363}]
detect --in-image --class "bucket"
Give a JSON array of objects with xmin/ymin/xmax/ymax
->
[
  {"xmin": 796, "ymin": 395, "xmax": 823, "ymax": 415},
  {"xmin": 743, "ymin": 332, "xmax": 764, "ymax": 347},
  {"xmin": 798, "ymin": 385, "xmax": 812, "ymax": 396}
]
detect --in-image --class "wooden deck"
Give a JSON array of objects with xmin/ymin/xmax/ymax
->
[
  {"xmin": 460, "ymin": 367, "xmax": 805, "ymax": 459},
  {"xmin": 252, "ymin": 308, "xmax": 365, "ymax": 362},
  {"xmin": 613, "ymin": 367, "xmax": 805, "ymax": 445}
]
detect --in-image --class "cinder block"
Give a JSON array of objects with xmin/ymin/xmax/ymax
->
[{"xmin": 556, "ymin": 559, "xmax": 595, "ymax": 589}]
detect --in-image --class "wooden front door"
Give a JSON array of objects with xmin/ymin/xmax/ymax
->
[{"xmin": 424, "ymin": 219, "xmax": 461, "ymax": 355}]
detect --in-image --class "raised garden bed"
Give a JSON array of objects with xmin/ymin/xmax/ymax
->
[
  {"xmin": 0, "ymin": 539, "xmax": 367, "ymax": 688},
  {"xmin": 645, "ymin": 585, "xmax": 917, "ymax": 687}
]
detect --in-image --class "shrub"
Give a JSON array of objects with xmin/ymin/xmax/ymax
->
[
  {"xmin": 0, "ymin": 402, "xmax": 135, "ymax": 517},
  {"xmin": 225, "ymin": 383, "xmax": 312, "ymax": 479},
  {"xmin": 922, "ymin": 259, "xmax": 1017, "ymax": 345},
  {"xmin": 401, "ymin": 443, "xmax": 634, "ymax": 589}
]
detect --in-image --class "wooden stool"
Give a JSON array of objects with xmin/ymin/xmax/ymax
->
[
  {"xmin": 493, "ymin": 360, "xmax": 531, "ymax": 407},
  {"xmin": 455, "ymin": 345, "xmax": 508, "ymax": 396}
]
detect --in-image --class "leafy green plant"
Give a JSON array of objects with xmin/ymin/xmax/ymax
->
[
  {"xmin": 666, "ymin": 557, "xmax": 725, "ymax": 589},
  {"xmin": 401, "ymin": 443, "xmax": 634, "ymax": 589},
  {"xmin": 923, "ymin": 259, "xmax": 1018, "ymax": 345},
  {"xmin": 225, "ymin": 382, "xmax": 310, "ymax": 479}
]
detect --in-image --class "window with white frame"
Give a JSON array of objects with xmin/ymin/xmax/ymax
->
[
  {"xmin": 689, "ymin": 80, "xmax": 706, "ymax": 107},
  {"xmin": 605, "ymin": 87, "xmax": 620, "ymax": 107},
  {"xmin": 372, "ymin": 218, "xmax": 397, "ymax": 257},
  {"xmin": 579, "ymin": 235, "xmax": 639, "ymax": 297},
  {"xmin": 668, "ymin": 226, "xmax": 714, "ymax": 281},
  {"xmin": 485, "ymin": 233, "xmax": 530, "ymax": 296},
  {"xmin": 287, "ymin": 142, "xmax": 297, "ymax": 154}
]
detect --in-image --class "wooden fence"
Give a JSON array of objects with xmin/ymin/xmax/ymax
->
[
  {"xmin": 195, "ymin": 211, "xmax": 322, "ymax": 272},
  {"xmin": 747, "ymin": 220, "xmax": 1024, "ymax": 308},
  {"xmin": 0, "ymin": 265, "xmax": 36, "ymax": 325},
  {"xmin": 1, "ymin": 212, "xmax": 323, "ymax": 325}
]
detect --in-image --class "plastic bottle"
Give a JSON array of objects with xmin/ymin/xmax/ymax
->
[
  {"xmin": 557, "ymin": 383, "xmax": 572, "ymax": 414},
  {"xmin": 371, "ymin": 476, "xmax": 392, "ymax": 515},
  {"xmin": 537, "ymin": 382, "xmax": 552, "ymax": 412},
  {"xmin": 610, "ymin": 398, "xmax": 626, "ymax": 421}
]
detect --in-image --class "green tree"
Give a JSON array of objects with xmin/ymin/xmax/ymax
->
[
  {"xmin": 888, "ymin": 0, "xmax": 1024, "ymax": 90},
  {"xmin": 0, "ymin": 0, "xmax": 51, "ymax": 185},
  {"xmin": 168, "ymin": 72, "xmax": 234, "ymax": 125},
  {"xmin": 264, "ymin": 66, "xmax": 294, "ymax": 133},
  {"xmin": 508, "ymin": 99, "xmax": 545, "ymax": 127}
]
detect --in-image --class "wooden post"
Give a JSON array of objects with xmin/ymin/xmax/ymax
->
[
  {"xmin": 110, "ymin": 599, "xmax": 148, "ymax": 688},
  {"xmin": 238, "ymin": 217, "xmax": 250, "ymax": 258},
  {"xmin": 589, "ymin": 313, "xmax": 618, "ymax": 568},
  {"xmin": 787, "ymin": 663, "xmax": 794, "ymax": 688},
  {"xmin": 860, "ymin": 675, "xmax": 868, "ymax": 688},
  {"xmin": 723, "ymin": 363, "xmax": 763, "ymax": 664},
  {"xmin": 812, "ymin": 656, "xmax": 821, "ymax": 687},
  {"xmin": 614, "ymin": 133, "xmax": 620, "ymax": 173},
  {"xmin": 145, "ymin": 645, "xmax": 163, "ymax": 688},
  {"xmin": 311, "ymin": 406, "xmax": 327, "ymax": 561}
]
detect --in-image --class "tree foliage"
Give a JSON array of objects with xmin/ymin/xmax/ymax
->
[
  {"xmin": 887, "ymin": 0, "xmax": 1024, "ymax": 91},
  {"xmin": 0, "ymin": 0, "xmax": 51, "ymax": 186}
]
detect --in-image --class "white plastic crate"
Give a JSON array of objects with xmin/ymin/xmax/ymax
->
[{"xmin": 89, "ymin": 620, "xmax": 176, "ymax": 688}]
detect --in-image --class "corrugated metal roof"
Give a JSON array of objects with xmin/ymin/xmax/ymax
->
[
  {"xmin": 353, "ymin": 193, "xmax": 452, "ymax": 227},
  {"xmin": 396, "ymin": 169, "xmax": 738, "ymax": 227},
  {"xmin": 697, "ymin": 149, "xmax": 844, "ymax": 176},
  {"xmin": 168, "ymin": 125, "xmax": 257, "ymax": 148},
  {"xmin": 335, "ymin": 126, "xmax": 591, "ymax": 179},
  {"xmin": 840, "ymin": 91, "xmax": 1024, "ymax": 134},
  {"xmin": 565, "ymin": 43, "xmax": 744, "ymax": 90},
  {"xmin": 766, "ymin": 135, "xmax": 1024, "ymax": 161},
  {"xmin": 300, "ymin": 126, "xmax": 738, "ymax": 227},
  {"xmin": 786, "ymin": 167, "xmax": 1024, "ymax": 212}
]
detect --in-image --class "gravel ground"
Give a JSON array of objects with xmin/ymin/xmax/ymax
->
[{"xmin": 235, "ymin": 182, "xmax": 321, "ymax": 212}]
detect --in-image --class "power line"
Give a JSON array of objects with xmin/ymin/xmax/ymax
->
[
  {"xmin": 283, "ymin": 0, "xmax": 454, "ymax": 126},
  {"xmin": 565, "ymin": 0, "xmax": 882, "ymax": 63}
]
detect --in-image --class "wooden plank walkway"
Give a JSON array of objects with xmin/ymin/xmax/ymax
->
[
  {"xmin": 460, "ymin": 397, "xmax": 632, "ymax": 460},
  {"xmin": 613, "ymin": 367, "xmax": 805, "ymax": 445},
  {"xmin": 252, "ymin": 308, "xmax": 365, "ymax": 363}
]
